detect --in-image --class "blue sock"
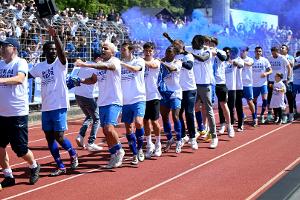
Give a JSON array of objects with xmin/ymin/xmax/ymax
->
[
  {"xmin": 135, "ymin": 128, "xmax": 144, "ymax": 150},
  {"xmin": 163, "ymin": 121, "xmax": 173, "ymax": 140},
  {"xmin": 48, "ymin": 139, "xmax": 65, "ymax": 169},
  {"xmin": 174, "ymin": 120, "xmax": 182, "ymax": 141},
  {"xmin": 195, "ymin": 111, "xmax": 205, "ymax": 131},
  {"xmin": 126, "ymin": 133, "xmax": 137, "ymax": 155},
  {"xmin": 108, "ymin": 143, "xmax": 122, "ymax": 155},
  {"xmin": 261, "ymin": 99, "xmax": 268, "ymax": 116},
  {"xmin": 60, "ymin": 138, "xmax": 76, "ymax": 157},
  {"xmin": 252, "ymin": 113, "xmax": 257, "ymax": 120},
  {"xmin": 254, "ymin": 102, "xmax": 258, "ymax": 115}
]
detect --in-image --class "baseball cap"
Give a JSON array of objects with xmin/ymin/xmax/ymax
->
[{"xmin": 0, "ymin": 38, "xmax": 20, "ymax": 51}]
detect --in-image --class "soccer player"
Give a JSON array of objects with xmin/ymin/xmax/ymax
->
[
  {"xmin": 120, "ymin": 42, "xmax": 146, "ymax": 165},
  {"xmin": 29, "ymin": 26, "xmax": 78, "ymax": 176},
  {"xmin": 0, "ymin": 38, "xmax": 40, "ymax": 187}
]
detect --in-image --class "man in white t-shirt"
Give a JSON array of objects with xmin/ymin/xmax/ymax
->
[
  {"xmin": 120, "ymin": 42, "xmax": 146, "ymax": 165},
  {"xmin": 29, "ymin": 27, "xmax": 78, "ymax": 176},
  {"xmin": 293, "ymin": 51, "xmax": 300, "ymax": 118},
  {"xmin": 252, "ymin": 46, "xmax": 272, "ymax": 124},
  {"xmin": 0, "ymin": 37, "xmax": 40, "ymax": 187},
  {"xmin": 75, "ymin": 42, "xmax": 125, "ymax": 169},
  {"xmin": 74, "ymin": 51, "xmax": 102, "ymax": 152}
]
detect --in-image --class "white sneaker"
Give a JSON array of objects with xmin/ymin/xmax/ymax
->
[
  {"xmin": 218, "ymin": 123, "xmax": 226, "ymax": 134},
  {"xmin": 145, "ymin": 142, "xmax": 155, "ymax": 159},
  {"xmin": 175, "ymin": 140, "xmax": 182, "ymax": 153},
  {"xmin": 181, "ymin": 135, "xmax": 189, "ymax": 147},
  {"xmin": 154, "ymin": 142, "xmax": 162, "ymax": 157},
  {"xmin": 131, "ymin": 155, "xmax": 139, "ymax": 165},
  {"xmin": 164, "ymin": 138, "xmax": 175, "ymax": 152},
  {"xmin": 228, "ymin": 125, "xmax": 235, "ymax": 138},
  {"xmin": 114, "ymin": 149, "xmax": 125, "ymax": 168},
  {"xmin": 210, "ymin": 137, "xmax": 218, "ymax": 149},
  {"xmin": 87, "ymin": 143, "xmax": 103, "ymax": 152},
  {"xmin": 137, "ymin": 149, "xmax": 145, "ymax": 162},
  {"xmin": 190, "ymin": 138, "xmax": 198, "ymax": 150},
  {"xmin": 75, "ymin": 135, "xmax": 84, "ymax": 148},
  {"xmin": 105, "ymin": 154, "xmax": 116, "ymax": 169},
  {"xmin": 237, "ymin": 126, "xmax": 244, "ymax": 133}
]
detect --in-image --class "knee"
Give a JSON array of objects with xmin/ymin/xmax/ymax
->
[{"xmin": 54, "ymin": 131, "xmax": 65, "ymax": 143}]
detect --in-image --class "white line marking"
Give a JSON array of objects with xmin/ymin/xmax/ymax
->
[
  {"xmin": 2, "ymin": 123, "xmax": 291, "ymax": 200},
  {"xmin": 125, "ymin": 124, "xmax": 291, "ymax": 200},
  {"xmin": 245, "ymin": 157, "xmax": 300, "ymax": 200}
]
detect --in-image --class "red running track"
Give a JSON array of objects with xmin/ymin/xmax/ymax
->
[{"xmin": 0, "ymin": 116, "xmax": 300, "ymax": 200}]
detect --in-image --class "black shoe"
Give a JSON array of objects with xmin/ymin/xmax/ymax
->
[
  {"xmin": 1, "ymin": 177, "xmax": 15, "ymax": 188},
  {"xmin": 49, "ymin": 168, "xmax": 66, "ymax": 177},
  {"xmin": 29, "ymin": 163, "xmax": 40, "ymax": 185},
  {"xmin": 70, "ymin": 154, "xmax": 79, "ymax": 170}
]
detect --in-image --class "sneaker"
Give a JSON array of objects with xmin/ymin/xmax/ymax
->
[
  {"xmin": 104, "ymin": 154, "xmax": 116, "ymax": 169},
  {"xmin": 114, "ymin": 149, "xmax": 125, "ymax": 168},
  {"xmin": 75, "ymin": 135, "xmax": 84, "ymax": 148},
  {"xmin": 137, "ymin": 149, "xmax": 145, "ymax": 162},
  {"xmin": 195, "ymin": 131, "xmax": 201, "ymax": 140},
  {"xmin": 87, "ymin": 143, "xmax": 103, "ymax": 152},
  {"xmin": 287, "ymin": 113, "xmax": 294, "ymax": 123},
  {"xmin": 260, "ymin": 115, "xmax": 266, "ymax": 124},
  {"xmin": 276, "ymin": 120, "xmax": 282, "ymax": 125},
  {"xmin": 70, "ymin": 154, "xmax": 79, "ymax": 170},
  {"xmin": 237, "ymin": 126, "xmax": 244, "ymax": 132},
  {"xmin": 282, "ymin": 115, "xmax": 288, "ymax": 124},
  {"xmin": 203, "ymin": 133, "xmax": 212, "ymax": 142},
  {"xmin": 145, "ymin": 142, "xmax": 155, "ymax": 159},
  {"xmin": 154, "ymin": 142, "xmax": 162, "ymax": 157},
  {"xmin": 228, "ymin": 125, "xmax": 235, "ymax": 138},
  {"xmin": 131, "ymin": 155, "xmax": 139, "ymax": 165},
  {"xmin": 1, "ymin": 177, "xmax": 15, "ymax": 188},
  {"xmin": 210, "ymin": 137, "xmax": 218, "ymax": 149},
  {"xmin": 49, "ymin": 168, "xmax": 66, "ymax": 177},
  {"xmin": 252, "ymin": 118, "xmax": 258, "ymax": 127},
  {"xmin": 29, "ymin": 163, "xmax": 40, "ymax": 185},
  {"xmin": 218, "ymin": 123, "xmax": 226, "ymax": 134},
  {"xmin": 190, "ymin": 138, "xmax": 198, "ymax": 150},
  {"xmin": 164, "ymin": 138, "xmax": 175, "ymax": 152},
  {"xmin": 181, "ymin": 135, "xmax": 189, "ymax": 147},
  {"xmin": 267, "ymin": 114, "xmax": 274, "ymax": 122},
  {"xmin": 175, "ymin": 140, "xmax": 182, "ymax": 153},
  {"xmin": 198, "ymin": 130, "xmax": 207, "ymax": 137}
]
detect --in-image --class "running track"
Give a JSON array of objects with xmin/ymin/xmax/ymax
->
[{"xmin": 0, "ymin": 112, "xmax": 300, "ymax": 199}]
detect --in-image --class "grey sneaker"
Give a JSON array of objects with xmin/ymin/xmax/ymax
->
[
  {"xmin": 104, "ymin": 149, "xmax": 125, "ymax": 169},
  {"xmin": 164, "ymin": 138, "xmax": 175, "ymax": 152},
  {"xmin": 260, "ymin": 115, "xmax": 266, "ymax": 124},
  {"xmin": 145, "ymin": 142, "xmax": 155, "ymax": 159},
  {"xmin": 282, "ymin": 115, "xmax": 288, "ymax": 124},
  {"xmin": 175, "ymin": 140, "xmax": 182, "ymax": 153},
  {"xmin": 131, "ymin": 155, "xmax": 139, "ymax": 165}
]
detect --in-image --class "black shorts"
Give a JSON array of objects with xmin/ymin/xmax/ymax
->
[
  {"xmin": 0, "ymin": 115, "xmax": 29, "ymax": 157},
  {"xmin": 216, "ymin": 84, "xmax": 228, "ymax": 102},
  {"xmin": 144, "ymin": 99, "xmax": 160, "ymax": 120}
]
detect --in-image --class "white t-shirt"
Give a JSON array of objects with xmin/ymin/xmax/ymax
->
[
  {"xmin": 177, "ymin": 53, "xmax": 197, "ymax": 91},
  {"xmin": 163, "ymin": 59, "xmax": 182, "ymax": 99},
  {"xmin": 144, "ymin": 58, "xmax": 161, "ymax": 101},
  {"xmin": 0, "ymin": 57, "xmax": 29, "ymax": 116},
  {"xmin": 270, "ymin": 81, "xmax": 286, "ymax": 108},
  {"xmin": 30, "ymin": 58, "xmax": 69, "ymax": 112},
  {"xmin": 214, "ymin": 50, "xmax": 227, "ymax": 85},
  {"xmin": 193, "ymin": 49, "xmax": 214, "ymax": 85},
  {"xmin": 224, "ymin": 60, "xmax": 237, "ymax": 91},
  {"xmin": 242, "ymin": 56, "xmax": 254, "ymax": 87},
  {"xmin": 293, "ymin": 56, "xmax": 300, "ymax": 85},
  {"xmin": 121, "ymin": 57, "xmax": 146, "ymax": 105},
  {"xmin": 235, "ymin": 57, "xmax": 244, "ymax": 90},
  {"xmin": 252, "ymin": 57, "xmax": 271, "ymax": 87},
  {"xmin": 73, "ymin": 64, "xmax": 98, "ymax": 98},
  {"xmin": 94, "ymin": 57, "xmax": 123, "ymax": 107},
  {"xmin": 283, "ymin": 54, "xmax": 295, "ymax": 82},
  {"xmin": 268, "ymin": 55, "xmax": 289, "ymax": 82}
]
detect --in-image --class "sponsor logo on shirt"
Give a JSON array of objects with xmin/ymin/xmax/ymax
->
[{"xmin": 41, "ymin": 67, "xmax": 55, "ymax": 86}]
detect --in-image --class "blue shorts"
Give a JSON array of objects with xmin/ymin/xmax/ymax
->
[
  {"xmin": 243, "ymin": 86, "xmax": 253, "ymax": 100},
  {"xmin": 42, "ymin": 108, "xmax": 68, "ymax": 132},
  {"xmin": 160, "ymin": 98, "xmax": 181, "ymax": 109},
  {"xmin": 99, "ymin": 104, "xmax": 122, "ymax": 127},
  {"xmin": 293, "ymin": 84, "xmax": 300, "ymax": 95},
  {"xmin": 253, "ymin": 85, "xmax": 268, "ymax": 98},
  {"xmin": 121, "ymin": 101, "xmax": 146, "ymax": 124}
]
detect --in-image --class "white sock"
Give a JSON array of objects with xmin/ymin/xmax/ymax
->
[
  {"xmin": 29, "ymin": 160, "xmax": 38, "ymax": 169},
  {"xmin": 3, "ymin": 168, "xmax": 14, "ymax": 178},
  {"xmin": 155, "ymin": 135, "xmax": 161, "ymax": 144}
]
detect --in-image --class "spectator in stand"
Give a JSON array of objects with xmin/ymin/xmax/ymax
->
[{"xmin": 107, "ymin": 9, "xmax": 116, "ymax": 21}]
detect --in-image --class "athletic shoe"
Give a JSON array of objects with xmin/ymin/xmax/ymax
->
[
  {"xmin": 260, "ymin": 115, "xmax": 266, "ymax": 124},
  {"xmin": 195, "ymin": 131, "xmax": 201, "ymax": 140},
  {"xmin": 175, "ymin": 140, "xmax": 182, "ymax": 153},
  {"xmin": 70, "ymin": 154, "xmax": 79, "ymax": 170},
  {"xmin": 131, "ymin": 155, "xmax": 139, "ymax": 165},
  {"xmin": 145, "ymin": 142, "xmax": 155, "ymax": 159},
  {"xmin": 237, "ymin": 126, "xmax": 244, "ymax": 132},
  {"xmin": 164, "ymin": 138, "xmax": 175, "ymax": 152},
  {"xmin": 190, "ymin": 138, "xmax": 198, "ymax": 150},
  {"xmin": 1, "ymin": 177, "xmax": 15, "ymax": 188},
  {"xmin": 49, "ymin": 168, "xmax": 66, "ymax": 177},
  {"xmin": 228, "ymin": 125, "xmax": 235, "ymax": 138},
  {"xmin": 210, "ymin": 137, "xmax": 218, "ymax": 149},
  {"xmin": 276, "ymin": 120, "xmax": 282, "ymax": 125},
  {"xmin": 137, "ymin": 149, "xmax": 145, "ymax": 162},
  {"xmin": 218, "ymin": 123, "xmax": 226, "ymax": 134},
  {"xmin": 87, "ymin": 143, "xmax": 103, "ymax": 152},
  {"xmin": 181, "ymin": 135, "xmax": 189, "ymax": 147},
  {"xmin": 267, "ymin": 114, "xmax": 273, "ymax": 122},
  {"xmin": 198, "ymin": 130, "xmax": 207, "ymax": 137},
  {"xmin": 287, "ymin": 113, "xmax": 294, "ymax": 123},
  {"xmin": 154, "ymin": 142, "xmax": 162, "ymax": 157},
  {"xmin": 252, "ymin": 118, "xmax": 258, "ymax": 127},
  {"xmin": 203, "ymin": 133, "xmax": 212, "ymax": 142},
  {"xmin": 29, "ymin": 163, "xmax": 40, "ymax": 185},
  {"xmin": 105, "ymin": 154, "xmax": 116, "ymax": 169},
  {"xmin": 114, "ymin": 149, "xmax": 125, "ymax": 168},
  {"xmin": 282, "ymin": 115, "xmax": 288, "ymax": 124},
  {"xmin": 75, "ymin": 135, "xmax": 84, "ymax": 148}
]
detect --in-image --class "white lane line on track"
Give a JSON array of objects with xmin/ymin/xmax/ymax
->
[
  {"xmin": 2, "ymin": 123, "xmax": 291, "ymax": 200},
  {"xmin": 125, "ymin": 123, "xmax": 292, "ymax": 200},
  {"xmin": 245, "ymin": 156, "xmax": 300, "ymax": 200}
]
